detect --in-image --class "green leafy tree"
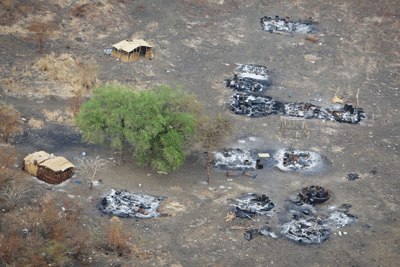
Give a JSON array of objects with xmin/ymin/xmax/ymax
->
[{"xmin": 75, "ymin": 83, "xmax": 202, "ymax": 172}]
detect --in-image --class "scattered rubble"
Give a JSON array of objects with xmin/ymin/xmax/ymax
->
[
  {"xmin": 280, "ymin": 217, "xmax": 330, "ymax": 244},
  {"xmin": 347, "ymin": 173, "xmax": 361, "ymax": 181},
  {"xmin": 231, "ymin": 194, "xmax": 275, "ymax": 219},
  {"xmin": 98, "ymin": 190, "xmax": 165, "ymax": 218},
  {"xmin": 224, "ymin": 64, "xmax": 272, "ymax": 93},
  {"xmin": 230, "ymin": 93, "xmax": 365, "ymax": 124},
  {"xmin": 244, "ymin": 226, "xmax": 278, "ymax": 241},
  {"xmin": 299, "ymin": 186, "xmax": 332, "ymax": 206},
  {"xmin": 214, "ymin": 148, "xmax": 257, "ymax": 171},
  {"xmin": 261, "ymin": 16, "xmax": 316, "ymax": 34}
]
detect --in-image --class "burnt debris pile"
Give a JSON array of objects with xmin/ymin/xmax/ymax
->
[
  {"xmin": 230, "ymin": 93, "xmax": 365, "ymax": 124},
  {"xmin": 225, "ymin": 64, "xmax": 272, "ymax": 93},
  {"xmin": 280, "ymin": 217, "xmax": 330, "ymax": 244},
  {"xmin": 299, "ymin": 185, "xmax": 332, "ymax": 206},
  {"xmin": 230, "ymin": 93, "xmax": 284, "ymax": 117},
  {"xmin": 261, "ymin": 16, "xmax": 316, "ymax": 34},
  {"xmin": 213, "ymin": 148, "xmax": 257, "ymax": 171},
  {"xmin": 284, "ymin": 151, "xmax": 311, "ymax": 169},
  {"xmin": 98, "ymin": 190, "xmax": 165, "ymax": 218},
  {"xmin": 231, "ymin": 194, "xmax": 275, "ymax": 219},
  {"xmin": 347, "ymin": 173, "xmax": 361, "ymax": 181},
  {"xmin": 284, "ymin": 102, "xmax": 365, "ymax": 124}
]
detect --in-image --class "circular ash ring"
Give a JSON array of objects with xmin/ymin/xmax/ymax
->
[{"xmin": 299, "ymin": 185, "xmax": 332, "ymax": 206}]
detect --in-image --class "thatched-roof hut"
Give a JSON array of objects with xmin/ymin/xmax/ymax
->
[
  {"xmin": 111, "ymin": 39, "xmax": 154, "ymax": 62},
  {"xmin": 22, "ymin": 151, "xmax": 75, "ymax": 185}
]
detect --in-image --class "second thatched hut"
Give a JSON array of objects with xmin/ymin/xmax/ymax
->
[
  {"xmin": 22, "ymin": 151, "xmax": 75, "ymax": 185},
  {"xmin": 111, "ymin": 39, "xmax": 154, "ymax": 62}
]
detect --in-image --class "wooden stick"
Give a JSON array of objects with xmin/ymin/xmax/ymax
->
[{"xmin": 356, "ymin": 88, "xmax": 360, "ymax": 107}]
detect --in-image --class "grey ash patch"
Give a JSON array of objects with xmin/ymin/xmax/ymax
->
[
  {"xmin": 261, "ymin": 16, "xmax": 316, "ymax": 34},
  {"xmin": 225, "ymin": 64, "xmax": 272, "ymax": 93},
  {"xmin": 213, "ymin": 148, "xmax": 257, "ymax": 171},
  {"xmin": 98, "ymin": 190, "xmax": 165, "ymax": 219},
  {"xmin": 231, "ymin": 194, "xmax": 275, "ymax": 219}
]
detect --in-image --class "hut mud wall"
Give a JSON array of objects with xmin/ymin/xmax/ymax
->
[{"xmin": 36, "ymin": 166, "xmax": 74, "ymax": 185}]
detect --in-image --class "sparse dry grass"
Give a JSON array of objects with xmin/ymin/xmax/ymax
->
[
  {"xmin": 27, "ymin": 117, "xmax": 45, "ymax": 128},
  {"xmin": 0, "ymin": 104, "xmax": 22, "ymax": 142},
  {"xmin": 43, "ymin": 108, "xmax": 74, "ymax": 125}
]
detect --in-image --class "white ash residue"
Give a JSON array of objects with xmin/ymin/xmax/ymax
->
[
  {"xmin": 326, "ymin": 211, "xmax": 357, "ymax": 227},
  {"xmin": 231, "ymin": 193, "xmax": 275, "ymax": 219},
  {"xmin": 280, "ymin": 217, "xmax": 330, "ymax": 244},
  {"xmin": 213, "ymin": 148, "xmax": 257, "ymax": 171},
  {"xmin": 274, "ymin": 149, "xmax": 322, "ymax": 173},
  {"xmin": 225, "ymin": 64, "xmax": 272, "ymax": 93},
  {"xmin": 98, "ymin": 190, "xmax": 165, "ymax": 219},
  {"xmin": 261, "ymin": 17, "xmax": 316, "ymax": 34}
]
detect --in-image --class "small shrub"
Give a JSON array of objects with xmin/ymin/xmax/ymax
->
[
  {"xmin": 0, "ymin": 173, "xmax": 30, "ymax": 209},
  {"xmin": 0, "ymin": 146, "xmax": 19, "ymax": 185},
  {"xmin": 43, "ymin": 240, "xmax": 71, "ymax": 265},
  {"xmin": 103, "ymin": 223, "xmax": 132, "ymax": 256},
  {"xmin": 0, "ymin": 235, "xmax": 24, "ymax": 264},
  {"xmin": 0, "ymin": 104, "xmax": 22, "ymax": 142},
  {"xmin": 67, "ymin": 90, "xmax": 86, "ymax": 118}
]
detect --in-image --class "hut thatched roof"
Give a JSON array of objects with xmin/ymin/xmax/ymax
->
[
  {"xmin": 112, "ymin": 39, "xmax": 152, "ymax": 53},
  {"xmin": 40, "ymin": 157, "xmax": 75, "ymax": 172},
  {"xmin": 23, "ymin": 151, "xmax": 51, "ymax": 165}
]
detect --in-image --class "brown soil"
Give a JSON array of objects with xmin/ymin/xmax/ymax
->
[{"xmin": 1, "ymin": 0, "xmax": 400, "ymax": 266}]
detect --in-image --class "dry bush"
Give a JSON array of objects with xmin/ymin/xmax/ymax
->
[
  {"xmin": 27, "ymin": 117, "xmax": 45, "ymax": 129},
  {"xmin": 26, "ymin": 18, "xmax": 55, "ymax": 54},
  {"xmin": 35, "ymin": 52, "xmax": 101, "ymax": 93},
  {"xmin": 0, "ymin": 146, "xmax": 19, "ymax": 184},
  {"xmin": 0, "ymin": 234, "xmax": 24, "ymax": 264},
  {"xmin": 0, "ymin": 173, "xmax": 30, "ymax": 209},
  {"xmin": 70, "ymin": 3, "xmax": 96, "ymax": 18},
  {"xmin": 102, "ymin": 222, "xmax": 132, "ymax": 256},
  {"xmin": 75, "ymin": 156, "xmax": 109, "ymax": 189},
  {"xmin": 0, "ymin": 104, "xmax": 22, "ymax": 143},
  {"xmin": 0, "ymin": 195, "xmax": 93, "ymax": 265},
  {"xmin": 67, "ymin": 90, "xmax": 86, "ymax": 118}
]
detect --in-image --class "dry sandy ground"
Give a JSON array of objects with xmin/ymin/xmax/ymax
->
[{"xmin": 1, "ymin": 0, "xmax": 400, "ymax": 266}]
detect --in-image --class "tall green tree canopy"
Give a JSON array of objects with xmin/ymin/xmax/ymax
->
[{"xmin": 75, "ymin": 83, "xmax": 202, "ymax": 172}]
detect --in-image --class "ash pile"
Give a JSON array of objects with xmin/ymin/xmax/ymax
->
[
  {"xmin": 261, "ymin": 16, "xmax": 316, "ymax": 34},
  {"xmin": 213, "ymin": 148, "xmax": 257, "ymax": 171},
  {"xmin": 230, "ymin": 93, "xmax": 365, "ymax": 124},
  {"xmin": 284, "ymin": 102, "xmax": 365, "ymax": 124},
  {"xmin": 231, "ymin": 194, "xmax": 275, "ymax": 219},
  {"xmin": 283, "ymin": 151, "xmax": 312, "ymax": 170},
  {"xmin": 230, "ymin": 93, "xmax": 284, "ymax": 117},
  {"xmin": 280, "ymin": 217, "xmax": 330, "ymax": 244},
  {"xmin": 98, "ymin": 190, "xmax": 165, "ymax": 219},
  {"xmin": 275, "ymin": 149, "xmax": 323, "ymax": 173},
  {"xmin": 225, "ymin": 64, "xmax": 272, "ymax": 93},
  {"xmin": 280, "ymin": 186, "xmax": 357, "ymax": 244}
]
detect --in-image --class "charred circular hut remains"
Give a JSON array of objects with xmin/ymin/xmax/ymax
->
[{"xmin": 299, "ymin": 185, "xmax": 332, "ymax": 206}]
